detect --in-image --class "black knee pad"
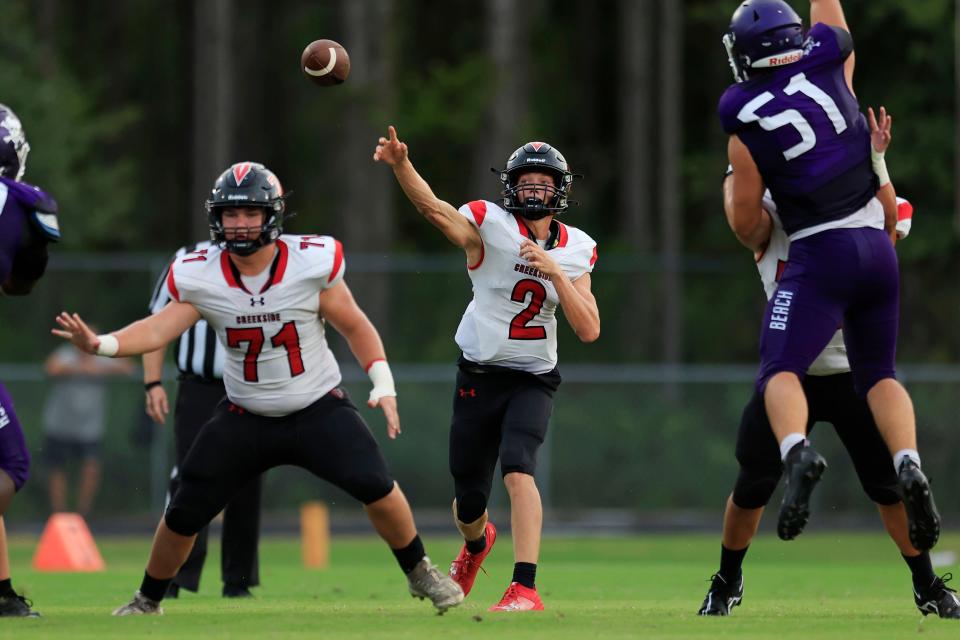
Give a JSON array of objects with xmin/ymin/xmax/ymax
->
[
  {"xmin": 352, "ymin": 471, "xmax": 395, "ymax": 505},
  {"xmin": 164, "ymin": 504, "xmax": 206, "ymax": 537},
  {"xmin": 863, "ymin": 483, "xmax": 901, "ymax": 506},
  {"xmin": 731, "ymin": 465, "xmax": 781, "ymax": 510},
  {"xmin": 455, "ymin": 490, "xmax": 488, "ymax": 523}
]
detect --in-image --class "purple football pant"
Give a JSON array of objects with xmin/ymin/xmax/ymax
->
[
  {"xmin": 757, "ymin": 227, "xmax": 899, "ymax": 397},
  {"xmin": 0, "ymin": 381, "xmax": 30, "ymax": 491}
]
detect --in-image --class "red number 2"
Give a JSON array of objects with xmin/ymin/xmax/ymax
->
[
  {"xmin": 226, "ymin": 322, "xmax": 304, "ymax": 382},
  {"xmin": 509, "ymin": 279, "xmax": 547, "ymax": 340}
]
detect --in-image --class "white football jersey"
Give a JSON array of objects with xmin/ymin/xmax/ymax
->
[
  {"xmin": 166, "ymin": 235, "xmax": 346, "ymax": 416},
  {"xmin": 454, "ymin": 200, "xmax": 597, "ymax": 374}
]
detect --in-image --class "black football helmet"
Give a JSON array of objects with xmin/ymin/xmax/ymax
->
[
  {"xmin": 0, "ymin": 103, "xmax": 30, "ymax": 182},
  {"xmin": 497, "ymin": 141, "xmax": 575, "ymax": 220},
  {"xmin": 206, "ymin": 161, "xmax": 290, "ymax": 256}
]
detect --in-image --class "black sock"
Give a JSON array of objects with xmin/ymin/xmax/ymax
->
[
  {"xmin": 512, "ymin": 562, "xmax": 537, "ymax": 589},
  {"xmin": 719, "ymin": 544, "xmax": 749, "ymax": 582},
  {"xmin": 903, "ymin": 552, "xmax": 937, "ymax": 590},
  {"xmin": 0, "ymin": 578, "xmax": 13, "ymax": 597},
  {"xmin": 466, "ymin": 532, "xmax": 487, "ymax": 555},
  {"xmin": 392, "ymin": 535, "xmax": 426, "ymax": 575},
  {"xmin": 140, "ymin": 571, "xmax": 172, "ymax": 603}
]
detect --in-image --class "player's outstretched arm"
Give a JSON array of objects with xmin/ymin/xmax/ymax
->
[
  {"xmin": 319, "ymin": 281, "xmax": 401, "ymax": 439},
  {"xmin": 725, "ymin": 136, "xmax": 772, "ymax": 253},
  {"xmin": 810, "ymin": 0, "xmax": 855, "ymax": 90},
  {"xmin": 374, "ymin": 125, "xmax": 483, "ymax": 264},
  {"xmin": 52, "ymin": 302, "xmax": 201, "ymax": 358},
  {"xmin": 518, "ymin": 240, "xmax": 600, "ymax": 342}
]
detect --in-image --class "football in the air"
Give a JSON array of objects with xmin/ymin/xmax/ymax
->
[{"xmin": 301, "ymin": 39, "xmax": 350, "ymax": 86}]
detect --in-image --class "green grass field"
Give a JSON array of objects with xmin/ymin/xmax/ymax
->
[{"xmin": 4, "ymin": 532, "xmax": 960, "ymax": 639}]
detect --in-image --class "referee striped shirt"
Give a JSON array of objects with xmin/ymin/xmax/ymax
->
[{"xmin": 148, "ymin": 241, "xmax": 226, "ymax": 380}]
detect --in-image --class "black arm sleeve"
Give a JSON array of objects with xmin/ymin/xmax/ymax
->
[{"xmin": 828, "ymin": 25, "xmax": 854, "ymax": 61}]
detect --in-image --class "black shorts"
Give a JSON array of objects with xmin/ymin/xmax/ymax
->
[
  {"xmin": 165, "ymin": 388, "xmax": 395, "ymax": 537},
  {"xmin": 449, "ymin": 357, "xmax": 560, "ymax": 491},
  {"xmin": 734, "ymin": 372, "xmax": 900, "ymax": 507},
  {"xmin": 44, "ymin": 435, "xmax": 100, "ymax": 468}
]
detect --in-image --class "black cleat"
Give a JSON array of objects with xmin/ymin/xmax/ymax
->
[
  {"xmin": 223, "ymin": 584, "xmax": 253, "ymax": 598},
  {"xmin": 899, "ymin": 460, "xmax": 941, "ymax": 552},
  {"xmin": 0, "ymin": 591, "xmax": 40, "ymax": 617},
  {"xmin": 914, "ymin": 573, "xmax": 960, "ymax": 619},
  {"xmin": 777, "ymin": 444, "xmax": 827, "ymax": 541},
  {"xmin": 698, "ymin": 573, "xmax": 743, "ymax": 616}
]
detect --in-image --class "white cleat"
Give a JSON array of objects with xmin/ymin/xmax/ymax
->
[
  {"xmin": 112, "ymin": 591, "xmax": 163, "ymax": 616},
  {"xmin": 407, "ymin": 557, "xmax": 465, "ymax": 613}
]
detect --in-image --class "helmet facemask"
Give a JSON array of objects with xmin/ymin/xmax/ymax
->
[
  {"xmin": 0, "ymin": 104, "xmax": 30, "ymax": 182},
  {"xmin": 207, "ymin": 203, "xmax": 284, "ymax": 256},
  {"xmin": 500, "ymin": 171, "xmax": 572, "ymax": 220}
]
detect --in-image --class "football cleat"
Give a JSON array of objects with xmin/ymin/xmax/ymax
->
[
  {"xmin": 112, "ymin": 591, "xmax": 163, "ymax": 616},
  {"xmin": 898, "ymin": 460, "xmax": 941, "ymax": 552},
  {"xmin": 489, "ymin": 582, "xmax": 544, "ymax": 612},
  {"xmin": 698, "ymin": 573, "xmax": 743, "ymax": 616},
  {"xmin": 777, "ymin": 444, "xmax": 827, "ymax": 541},
  {"xmin": 407, "ymin": 557, "xmax": 464, "ymax": 613},
  {"xmin": 914, "ymin": 573, "xmax": 960, "ymax": 619},
  {"xmin": 222, "ymin": 584, "xmax": 253, "ymax": 598},
  {"xmin": 449, "ymin": 522, "xmax": 497, "ymax": 597},
  {"xmin": 0, "ymin": 591, "xmax": 40, "ymax": 617}
]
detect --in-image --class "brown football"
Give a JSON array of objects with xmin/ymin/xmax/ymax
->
[{"xmin": 301, "ymin": 39, "xmax": 350, "ymax": 86}]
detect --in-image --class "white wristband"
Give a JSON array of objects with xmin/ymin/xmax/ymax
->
[
  {"xmin": 95, "ymin": 334, "xmax": 119, "ymax": 357},
  {"xmin": 367, "ymin": 360, "xmax": 396, "ymax": 403},
  {"xmin": 872, "ymin": 148, "xmax": 890, "ymax": 187}
]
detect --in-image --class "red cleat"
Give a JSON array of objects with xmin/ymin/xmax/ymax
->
[
  {"xmin": 489, "ymin": 582, "xmax": 544, "ymax": 612},
  {"xmin": 448, "ymin": 521, "xmax": 497, "ymax": 597}
]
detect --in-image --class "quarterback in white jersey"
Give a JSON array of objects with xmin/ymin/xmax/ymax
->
[
  {"xmin": 54, "ymin": 161, "xmax": 463, "ymax": 615},
  {"xmin": 376, "ymin": 126, "xmax": 599, "ymax": 612},
  {"xmin": 455, "ymin": 198, "xmax": 597, "ymax": 374}
]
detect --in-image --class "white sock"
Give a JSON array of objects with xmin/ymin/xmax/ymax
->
[
  {"xmin": 779, "ymin": 433, "xmax": 807, "ymax": 462},
  {"xmin": 893, "ymin": 449, "xmax": 921, "ymax": 472}
]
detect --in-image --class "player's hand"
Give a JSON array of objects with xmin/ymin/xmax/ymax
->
[
  {"xmin": 519, "ymin": 239, "xmax": 562, "ymax": 279},
  {"xmin": 51, "ymin": 312, "xmax": 101, "ymax": 354},
  {"xmin": 369, "ymin": 394, "xmax": 401, "ymax": 439},
  {"xmin": 373, "ymin": 125, "xmax": 409, "ymax": 166},
  {"xmin": 868, "ymin": 106, "xmax": 892, "ymax": 154},
  {"xmin": 145, "ymin": 385, "xmax": 170, "ymax": 425}
]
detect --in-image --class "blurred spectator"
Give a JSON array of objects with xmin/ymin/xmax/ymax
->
[{"xmin": 42, "ymin": 342, "xmax": 133, "ymax": 516}]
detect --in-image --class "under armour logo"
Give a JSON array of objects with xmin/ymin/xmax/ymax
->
[
  {"xmin": 250, "ymin": 297, "xmax": 265, "ymax": 306},
  {"xmin": 458, "ymin": 388, "xmax": 477, "ymax": 398}
]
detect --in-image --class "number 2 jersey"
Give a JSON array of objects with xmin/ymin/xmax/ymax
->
[
  {"xmin": 454, "ymin": 200, "xmax": 597, "ymax": 375},
  {"xmin": 166, "ymin": 235, "xmax": 345, "ymax": 416},
  {"xmin": 718, "ymin": 23, "xmax": 879, "ymax": 237}
]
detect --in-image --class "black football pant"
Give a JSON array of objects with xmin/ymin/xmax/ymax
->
[{"xmin": 168, "ymin": 376, "xmax": 262, "ymax": 592}]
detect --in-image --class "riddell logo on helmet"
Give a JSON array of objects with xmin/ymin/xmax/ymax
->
[{"xmin": 768, "ymin": 51, "xmax": 802, "ymax": 66}]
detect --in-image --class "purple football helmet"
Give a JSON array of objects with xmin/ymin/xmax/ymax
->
[
  {"xmin": 723, "ymin": 0, "xmax": 804, "ymax": 83},
  {"xmin": 0, "ymin": 104, "xmax": 30, "ymax": 181}
]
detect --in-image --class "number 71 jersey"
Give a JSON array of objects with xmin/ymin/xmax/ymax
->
[
  {"xmin": 166, "ymin": 235, "xmax": 345, "ymax": 416},
  {"xmin": 454, "ymin": 200, "xmax": 597, "ymax": 374}
]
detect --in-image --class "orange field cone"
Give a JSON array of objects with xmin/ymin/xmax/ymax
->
[{"xmin": 32, "ymin": 512, "xmax": 106, "ymax": 572}]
